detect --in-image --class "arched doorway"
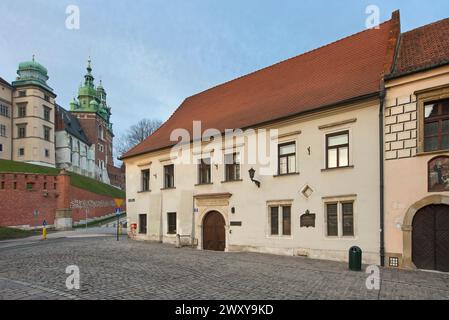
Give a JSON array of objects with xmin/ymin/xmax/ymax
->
[
  {"xmin": 202, "ymin": 211, "xmax": 226, "ymax": 251},
  {"xmin": 412, "ymin": 204, "xmax": 449, "ymax": 272}
]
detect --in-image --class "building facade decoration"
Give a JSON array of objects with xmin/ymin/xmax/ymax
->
[
  {"xmin": 384, "ymin": 16, "xmax": 449, "ymax": 272},
  {"xmin": 428, "ymin": 156, "xmax": 449, "ymax": 192}
]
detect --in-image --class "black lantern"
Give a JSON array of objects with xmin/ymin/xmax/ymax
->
[{"xmin": 248, "ymin": 167, "xmax": 261, "ymax": 188}]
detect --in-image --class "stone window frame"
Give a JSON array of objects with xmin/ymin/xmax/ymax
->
[
  {"xmin": 43, "ymin": 125, "xmax": 51, "ymax": 142},
  {"xmin": 0, "ymin": 103, "xmax": 10, "ymax": 118},
  {"xmin": 266, "ymin": 199, "xmax": 294, "ymax": 239},
  {"xmin": 322, "ymin": 194, "xmax": 357, "ymax": 239},
  {"xmin": 0, "ymin": 124, "xmax": 6, "ymax": 137},
  {"xmin": 17, "ymin": 123, "xmax": 27, "ymax": 139},
  {"xmin": 17, "ymin": 103, "xmax": 27, "ymax": 118},
  {"xmin": 416, "ymin": 84, "xmax": 449, "ymax": 155},
  {"xmin": 43, "ymin": 105, "xmax": 51, "ymax": 122}
]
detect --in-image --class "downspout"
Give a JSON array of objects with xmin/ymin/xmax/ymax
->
[
  {"xmin": 192, "ymin": 195, "xmax": 196, "ymax": 247},
  {"xmin": 10, "ymin": 88, "xmax": 14, "ymax": 160},
  {"xmin": 379, "ymin": 87, "xmax": 386, "ymax": 267},
  {"xmin": 160, "ymin": 189, "xmax": 164, "ymax": 242}
]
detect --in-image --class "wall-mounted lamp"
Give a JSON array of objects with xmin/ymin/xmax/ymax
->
[
  {"xmin": 248, "ymin": 168, "xmax": 261, "ymax": 188},
  {"xmin": 153, "ymin": 174, "xmax": 157, "ymax": 179},
  {"xmin": 231, "ymin": 207, "xmax": 235, "ymax": 214}
]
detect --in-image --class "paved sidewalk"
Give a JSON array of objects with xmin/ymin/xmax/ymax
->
[
  {"xmin": 1, "ymin": 237, "xmax": 448, "ymax": 300},
  {"xmin": 0, "ymin": 227, "xmax": 124, "ymax": 245}
]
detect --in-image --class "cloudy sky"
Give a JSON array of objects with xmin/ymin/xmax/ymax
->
[{"xmin": 1, "ymin": 0, "xmax": 448, "ymax": 143}]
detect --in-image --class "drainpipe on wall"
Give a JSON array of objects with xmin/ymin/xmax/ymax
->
[
  {"xmin": 10, "ymin": 89, "xmax": 14, "ymax": 160},
  {"xmin": 160, "ymin": 191, "xmax": 164, "ymax": 242},
  {"xmin": 192, "ymin": 196, "xmax": 196, "ymax": 246},
  {"xmin": 379, "ymin": 88, "xmax": 386, "ymax": 267}
]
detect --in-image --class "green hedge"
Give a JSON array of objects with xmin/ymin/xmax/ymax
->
[
  {"xmin": 0, "ymin": 227, "xmax": 39, "ymax": 240},
  {"xmin": 0, "ymin": 159, "xmax": 125, "ymax": 199}
]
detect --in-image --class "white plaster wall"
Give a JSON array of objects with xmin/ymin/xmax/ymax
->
[
  {"xmin": 125, "ymin": 99, "xmax": 381, "ymax": 264},
  {"xmin": 55, "ymin": 131, "xmax": 96, "ymax": 178}
]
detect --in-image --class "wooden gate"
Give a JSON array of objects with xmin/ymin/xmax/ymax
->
[
  {"xmin": 202, "ymin": 211, "xmax": 225, "ymax": 251},
  {"xmin": 412, "ymin": 204, "xmax": 449, "ymax": 272}
]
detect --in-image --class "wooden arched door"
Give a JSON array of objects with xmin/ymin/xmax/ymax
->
[
  {"xmin": 412, "ymin": 204, "xmax": 449, "ymax": 272},
  {"xmin": 202, "ymin": 211, "xmax": 226, "ymax": 251}
]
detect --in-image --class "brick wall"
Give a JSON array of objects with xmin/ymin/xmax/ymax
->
[
  {"xmin": 0, "ymin": 172, "xmax": 125, "ymax": 228},
  {"xmin": 385, "ymin": 94, "xmax": 418, "ymax": 159},
  {"xmin": 70, "ymin": 186, "xmax": 125, "ymax": 222},
  {"xmin": 0, "ymin": 173, "xmax": 57, "ymax": 227}
]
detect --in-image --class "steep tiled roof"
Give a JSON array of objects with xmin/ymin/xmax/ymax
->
[
  {"xmin": 389, "ymin": 17, "xmax": 449, "ymax": 78},
  {"xmin": 55, "ymin": 105, "xmax": 91, "ymax": 145},
  {"xmin": 122, "ymin": 14, "xmax": 399, "ymax": 159}
]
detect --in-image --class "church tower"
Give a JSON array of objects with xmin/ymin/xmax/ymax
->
[{"xmin": 69, "ymin": 59, "xmax": 114, "ymax": 184}]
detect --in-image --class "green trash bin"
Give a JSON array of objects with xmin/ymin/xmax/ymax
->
[{"xmin": 349, "ymin": 246, "xmax": 362, "ymax": 271}]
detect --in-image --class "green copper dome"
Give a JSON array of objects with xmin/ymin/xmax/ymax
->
[
  {"xmin": 72, "ymin": 59, "xmax": 112, "ymax": 124},
  {"xmin": 18, "ymin": 60, "xmax": 48, "ymax": 75},
  {"xmin": 12, "ymin": 55, "xmax": 53, "ymax": 92}
]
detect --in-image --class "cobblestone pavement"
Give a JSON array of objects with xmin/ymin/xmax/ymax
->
[{"xmin": 0, "ymin": 236, "xmax": 449, "ymax": 300}]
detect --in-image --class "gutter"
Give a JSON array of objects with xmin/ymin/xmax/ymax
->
[
  {"xmin": 385, "ymin": 60, "xmax": 449, "ymax": 81},
  {"xmin": 379, "ymin": 87, "xmax": 386, "ymax": 267}
]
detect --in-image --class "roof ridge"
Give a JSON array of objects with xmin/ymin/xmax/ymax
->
[{"xmin": 185, "ymin": 18, "xmax": 393, "ymax": 100}]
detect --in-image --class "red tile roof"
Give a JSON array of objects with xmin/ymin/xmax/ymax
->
[
  {"xmin": 389, "ymin": 17, "xmax": 449, "ymax": 78},
  {"xmin": 121, "ymin": 14, "xmax": 399, "ymax": 159}
]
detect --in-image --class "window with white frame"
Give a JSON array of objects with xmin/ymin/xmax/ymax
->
[
  {"xmin": 326, "ymin": 131, "xmax": 349, "ymax": 169},
  {"xmin": 278, "ymin": 141, "xmax": 296, "ymax": 175},
  {"xmin": 325, "ymin": 201, "xmax": 354, "ymax": 237}
]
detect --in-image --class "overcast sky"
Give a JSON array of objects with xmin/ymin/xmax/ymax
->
[{"xmin": 1, "ymin": 0, "xmax": 448, "ymax": 141}]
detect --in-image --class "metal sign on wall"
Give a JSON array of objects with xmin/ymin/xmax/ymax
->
[{"xmin": 300, "ymin": 210, "xmax": 316, "ymax": 228}]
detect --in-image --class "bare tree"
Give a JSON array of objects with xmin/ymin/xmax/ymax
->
[{"xmin": 116, "ymin": 118, "xmax": 162, "ymax": 157}]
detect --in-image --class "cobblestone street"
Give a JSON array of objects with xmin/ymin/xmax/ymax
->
[{"xmin": 1, "ymin": 235, "xmax": 449, "ymax": 300}]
